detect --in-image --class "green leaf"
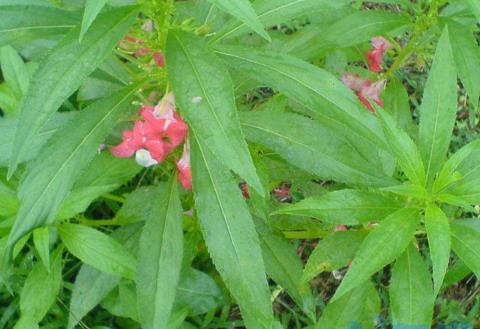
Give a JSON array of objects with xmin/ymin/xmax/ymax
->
[
  {"xmin": 19, "ymin": 247, "xmax": 63, "ymax": 324},
  {"xmin": 206, "ymin": 0, "xmax": 270, "ymax": 41},
  {"xmin": 384, "ymin": 77, "xmax": 414, "ymax": 136},
  {"xmin": 166, "ymin": 31, "xmax": 263, "ymax": 194},
  {"xmin": 390, "ymin": 244, "xmax": 434, "ymax": 328},
  {"xmin": 451, "ymin": 220, "xmax": 480, "ymax": 278},
  {"xmin": 33, "ymin": 227, "xmax": 50, "ymax": 270},
  {"xmin": 8, "ymin": 5, "xmax": 138, "ymax": 176},
  {"xmin": 0, "ymin": 3, "xmax": 79, "ymax": 47},
  {"xmin": 8, "ymin": 83, "xmax": 140, "ymax": 247},
  {"xmin": 425, "ymin": 204, "xmax": 451, "ymax": 296},
  {"xmin": 448, "ymin": 24, "xmax": 480, "ymax": 107},
  {"xmin": 137, "ymin": 179, "xmax": 183, "ymax": 329},
  {"xmin": 211, "ymin": 0, "xmax": 349, "ymax": 43},
  {"xmin": 253, "ymin": 216, "xmax": 313, "ymax": 317},
  {"xmin": 418, "ymin": 27, "xmax": 457, "ymax": 185},
  {"xmin": 317, "ymin": 281, "xmax": 379, "ymax": 329},
  {"xmin": 215, "ymin": 45, "xmax": 387, "ymax": 154},
  {"xmin": 67, "ymin": 223, "xmax": 142, "ymax": 329},
  {"xmin": 240, "ymin": 111, "xmax": 396, "ymax": 187},
  {"xmin": 376, "ymin": 105, "xmax": 426, "ymax": 186},
  {"xmin": 332, "ymin": 208, "xmax": 419, "ymax": 301},
  {"xmin": 274, "ymin": 189, "xmax": 401, "ymax": 225},
  {"xmin": 80, "ymin": 0, "xmax": 109, "ymax": 41},
  {"xmin": 303, "ymin": 231, "xmax": 367, "ymax": 283},
  {"xmin": 0, "ymin": 45, "xmax": 30, "ymax": 97},
  {"xmin": 58, "ymin": 223, "xmax": 136, "ymax": 279},
  {"xmin": 463, "ymin": 0, "xmax": 480, "ymax": 21},
  {"xmin": 190, "ymin": 132, "xmax": 273, "ymax": 329},
  {"xmin": 444, "ymin": 260, "xmax": 472, "ymax": 287}
]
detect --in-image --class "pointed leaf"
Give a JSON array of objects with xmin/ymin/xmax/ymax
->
[
  {"xmin": 33, "ymin": 227, "xmax": 50, "ymax": 270},
  {"xmin": 137, "ymin": 179, "xmax": 183, "ymax": 329},
  {"xmin": 418, "ymin": 27, "xmax": 457, "ymax": 185},
  {"xmin": 58, "ymin": 223, "xmax": 136, "ymax": 279},
  {"xmin": 451, "ymin": 220, "xmax": 480, "ymax": 278},
  {"xmin": 390, "ymin": 245, "xmax": 434, "ymax": 328},
  {"xmin": 384, "ymin": 77, "xmax": 414, "ymax": 135},
  {"xmin": 0, "ymin": 45, "xmax": 30, "ymax": 96},
  {"xmin": 274, "ymin": 189, "xmax": 401, "ymax": 225},
  {"xmin": 333, "ymin": 208, "xmax": 419, "ymax": 301},
  {"xmin": 425, "ymin": 204, "xmax": 451, "ymax": 296},
  {"xmin": 206, "ymin": 0, "xmax": 270, "ymax": 41},
  {"xmin": 8, "ymin": 6, "xmax": 138, "ymax": 176},
  {"xmin": 190, "ymin": 132, "xmax": 273, "ymax": 329},
  {"xmin": 166, "ymin": 31, "xmax": 263, "ymax": 194},
  {"xmin": 80, "ymin": 0, "xmax": 109, "ymax": 41},
  {"xmin": 8, "ymin": 83, "xmax": 140, "ymax": 246}
]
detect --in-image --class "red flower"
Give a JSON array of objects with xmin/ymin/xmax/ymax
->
[
  {"xmin": 176, "ymin": 144, "xmax": 192, "ymax": 190},
  {"xmin": 366, "ymin": 36, "xmax": 391, "ymax": 73},
  {"xmin": 153, "ymin": 52, "xmax": 165, "ymax": 68},
  {"xmin": 240, "ymin": 183, "xmax": 250, "ymax": 199},
  {"xmin": 342, "ymin": 73, "xmax": 385, "ymax": 112}
]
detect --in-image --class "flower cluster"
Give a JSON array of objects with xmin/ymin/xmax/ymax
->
[
  {"xmin": 342, "ymin": 36, "xmax": 391, "ymax": 112},
  {"xmin": 111, "ymin": 93, "xmax": 192, "ymax": 189}
]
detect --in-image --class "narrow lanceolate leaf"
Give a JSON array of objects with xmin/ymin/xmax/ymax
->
[
  {"xmin": 254, "ymin": 216, "xmax": 313, "ymax": 317},
  {"xmin": 211, "ymin": 0, "xmax": 349, "ymax": 43},
  {"xmin": 166, "ymin": 31, "xmax": 263, "ymax": 194},
  {"xmin": 68, "ymin": 223, "xmax": 142, "ymax": 329},
  {"xmin": 418, "ymin": 27, "xmax": 457, "ymax": 185},
  {"xmin": 448, "ymin": 24, "xmax": 480, "ymax": 107},
  {"xmin": 274, "ymin": 189, "xmax": 401, "ymax": 225},
  {"xmin": 190, "ymin": 133, "xmax": 273, "ymax": 329},
  {"xmin": 390, "ymin": 245, "xmax": 434, "ymax": 328},
  {"xmin": 384, "ymin": 77, "xmax": 414, "ymax": 136},
  {"xmin": 137, "ymin": 180, "xmax": 183, "ymax": 329},
  {"xmin": 8, "ymin": 83, "xmax": 139, "ymax": 247},
  {"xmin": 375, "ymin": 105, "xmax": 426, "ymax": 186},
  {"xmin": 0, "ymin": 46, "xmax": 30, "ymax": 96},
  {"xmin": 80, "ymin": 0, "xmax": 109, "ymax": 41},
  {"xmin": 451, "ymin": 221, "xmax": 480, "ymax": 278},
  {"xmin": 215, "ymin": 45, "xmax": 387, "ymax": 153},
  {"xmin": 206, "ymin": 0, "xmax": 269, "ymax": 41},
  {"xmin": 332, "ymin": 208, "xmax": 419, "ymax": 301},
  {"xmin": 33, "ymin": 227, "xmax": 50, "ymax": 270},
  {"xmin": 8, "ymin": 6, "xmax": 138, "ymax": 176},
  {"xmin": 0, "ymin": 3, "xmax": 79, "ymax": 46},
  {"xmin": 303, "ymin": 231, "xmax": 367, "ymax": 283},
  {"xmin": 425, "ymin": 204, "xmax": 451, "ymax": 296},
  {"xmin": 19, "ymin": 248, "xmax": 62, "ymax": 324},
  {"xmin": 58, "ymin": 223, "xmax": 136, "ymax": 279},
  {"xmin": 240, "ymin": 112, "xmax": 395, "ymax": 187},
  {"xmin": 317, "ymin": 281, "xmax": 378, "ymax": 329}
]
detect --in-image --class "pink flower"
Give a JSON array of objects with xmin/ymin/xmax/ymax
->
[
  {"xmin": 153, "ymin": 52, "xmax": 165, "ymax": 67},
  {"xmin": 335, "ymin": 224, "xmax": 347, "ymax": 232},
  {"xmin": 366, "ymin": 36, "xmax": 391, "ymax": 73},
  {"xmin": 342, "ymin": 73, "xmax": 385, "ymax": 112},
  {"xmin": 176, "ymin": 144, "xmax": 192, "ymax": 190},
  {"xmin": 240, "ymin": 183, "xmax": 250, "ymax": 199}
]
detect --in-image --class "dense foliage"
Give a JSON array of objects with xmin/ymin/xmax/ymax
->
[{"xmin": 1, "ymin": 0, "xmax": 480, "ymax": 328}]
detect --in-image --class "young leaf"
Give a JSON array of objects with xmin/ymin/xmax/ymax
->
[
  {"xmin": 19, "ymin": 247, "xmax": 63, "ymax": 324},
  {"xmin": 376, "ymin": 105, "xmax": 426, "ymax": 186},
  {"xmin": 166, "ymin": 31, "xmax": 263, "ymax": 194},
  {"xmin": 80, "ymin": 0, "xmax": 109, "ymax": 41},
  {"xmin": 451, "ymin": 221, "xmax": 480, "ymax": 278},
  {"xmin": 215, "ymin": 45, "xmax": 387, "ymax": 152},
  {"xmin": 206, "ymin": 0, "xmax": 270, "ymax": 41},
  {"xmin": 240, "ymin": 111, "xmax": 396, "ymax": 187},
  {"xmin": 303, "ymin": 231, "xmax": 367, "ymax": 283},
  {"xmin": 8, "ymin": 6, "xmax": 138, "ymax": 176},
  {"xmin": 58, "ymin": 223, "xmax": 136, "ymax": 279},
  {"xmin": 8, "ymin": 83, "xmax": 140, "ymax": 247},
  {"xmin": 190, "ymin": 133, "xmax": 273, "ymax": 329},
  {"xmin": 274, "ymin": 189, "xmax": 401, "ymax": 225},
  {"xmin": 0, "ymin": 45, "xmax": 30, "ymax": 97},
  {"xmin": 418, "ymin": 27, "xmax": 457, "ymax": 185},
  {"xmin": 390, "ymin": 245, "xmax": 434, "ymax": 328},
  {"xmin": 254, "ymin": 216, "xmax": 314, "ymax": 317},
  {"xmin": 332, "ymin": 208, "xmax": 419, "ymax": 301},
  {"xmin": 211, "ymin": 0, "xmax": 349, "ymax": 43},
  {"xmin": 137, "ymin": 179, "xmax": 183, "ymax": 329},
  {"xmin": 0, "ymin": 3, "xmax": 79, "ymax": 47},
  {"xmin": 384, "ymin": 77, "xmax": 414, "ymax": 135},
  {"xmin": 317, "ymin": 281, "xmax": 378, "ymax": 329},
  {"xmin": 425, "ymin": 204, "xmax": 451, "ymax": 296}
]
